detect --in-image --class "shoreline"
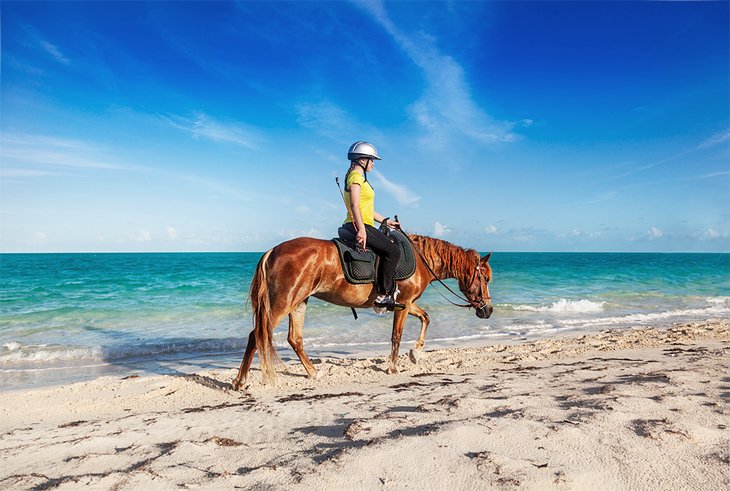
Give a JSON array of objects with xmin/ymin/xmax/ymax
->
[
  {"xmin": 1, "ymin": 319, "xmax": 728, "ymax": 489},
  {"xmin": 3, "ymin": 313, "xmax": 726, "ymax": 393}
]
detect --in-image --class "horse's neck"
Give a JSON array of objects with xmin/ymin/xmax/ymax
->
[{"xmin": 413, "ymin": 235, "xmax": 473, "ymax": 281}]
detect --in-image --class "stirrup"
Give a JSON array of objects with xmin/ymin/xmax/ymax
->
[{"xmin": 374, "ymin": 294, "xmax": 405, "ymax": 312}]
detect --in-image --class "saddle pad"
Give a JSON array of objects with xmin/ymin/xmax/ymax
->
[{"xmin": 332, "ymin": 229, "xmax": 416, "ymax": 285}]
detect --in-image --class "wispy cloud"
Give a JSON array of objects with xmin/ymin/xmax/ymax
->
[
  {"xmin": 557, "ymin": 228, "xmax": 603, "ymax": 240},
  {"xmin": 296, "ymin": 101, "xmax": 362, "ymax": 142},
  {"xmin": 19, "ymin": 22, "xmax": 70, "ymax": 65},
  {"xmin": 688, "ymin": 171, "xmax": 730, "ymax": 180},
  {"xmin": 129, "ymin": 229, "xmax": 152, "ymax": 243},
  {"xmin": 0, "ymin": 133, "xmax": 133, "ymax": 171},
  {"xmin": 353, "ymin": 0, "xmax": 518, "ymax": 147},
  {"xmin": 607, "ymin": 130, "xmax": 730, "ymax": 181},
  {"xmin": 697, "ymin": 130, "xmax": 730, "ymax": 149},
  {"xmin": 39, "ymin": 40, "xmax": 70, "ymax": 65},
  {"xmin": 371, "ymin": 169, "xmax": 421, "ymax": 205},
  {"xmin": 175, "ymin": 173, "xmax": 251, "ymax": 201},
  {"xmin": 571, "ymin": 190, "xmax": 618, "ymax": 206},
  {"xmin": 160, "ymin": 112, "xmax": 263, "ymax": 149}
]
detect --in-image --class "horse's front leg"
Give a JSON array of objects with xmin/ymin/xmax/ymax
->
[
  {"xmin": 407, "ymin": 303, "xmax": 430, "ymax": 365},
  {"xmin": 387, "ymin": 307, "xmax": 409, "ymax": 374}
]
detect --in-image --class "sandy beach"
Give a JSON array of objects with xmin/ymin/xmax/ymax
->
[{"xmin": 1, "ymin": 320, "xmax": 728, "ymax": 490}]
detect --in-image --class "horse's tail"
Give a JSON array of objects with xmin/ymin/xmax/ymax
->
[{"xmin": 250, "ymin": 249, "xmax": 281, "ymax": 384}]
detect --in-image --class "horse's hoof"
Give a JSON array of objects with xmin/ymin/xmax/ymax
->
[
  {"xmin": 387, "ymin": 365, "xmax": 399, "ymax": 374},
  {"xmin": 409, "ymin": 348, "xmax": 422, "ymax": 365},
  {"xmin": 231, "ymin": 378, "xmax": 244, "ymax": 391},
  {"xmin": 306, "ymin": 370, "xmax": 319, "ymax": 380}
]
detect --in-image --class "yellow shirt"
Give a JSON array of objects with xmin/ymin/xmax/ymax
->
[{"xmin": 344, "ymin": 171, "xmax": 375, "ymax": 226}]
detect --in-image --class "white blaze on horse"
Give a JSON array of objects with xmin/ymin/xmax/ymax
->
[{"xmin": 232, "ymin": 233, "xmax": 492, "ymax": 390}]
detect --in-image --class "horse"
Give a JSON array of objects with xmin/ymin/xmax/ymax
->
[{"xmin": 232, "ymin": 233, "xmax": 493, "ymax": 390}]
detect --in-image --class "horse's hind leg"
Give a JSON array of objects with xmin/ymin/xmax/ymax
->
[
  {"xmin": 388, "ymin": 307, "xmax": 409, "ymax": 374},
  {"xmin": 288, "ymin": 298, "xmax": 317, "ymax": 379},
  {"xmin": 232, "ymin": 329, "xmax": 257, "ymax": 390},
  {"xmin": 408, "ymin": 303, "xmax": 430, "ymax": 365}
]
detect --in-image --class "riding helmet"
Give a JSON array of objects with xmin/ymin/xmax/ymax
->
[{"xmin": 347, "ymin": 141, "xmax": 382, "ymax": 161}]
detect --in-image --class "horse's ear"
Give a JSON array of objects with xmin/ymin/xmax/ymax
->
[{"xmin": 482, "ymin": 252, "xmax": 492, "ymax": 263}]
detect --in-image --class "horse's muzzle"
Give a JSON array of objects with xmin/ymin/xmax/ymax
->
[{"xmin": 476, "ymin": 304, "xmax": 493, "ymax": 319}]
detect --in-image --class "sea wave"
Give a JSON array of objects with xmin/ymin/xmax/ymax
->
[
  {"xmin": 559, "ymin": 305, "xmax": 730, "ymax": 328},
  {"xmin": 0, "ymin": 343, "xmax": 102, "ymax": 365},
  {"xmin": 507, "ymin": 299, "xmax": 606, "ymax": 314},
  {"xmin": 705, "ymin": 296, "xmax": 730, "ymax": 305},
  {"xmin": 0, "ymin": 337, "xmax": 245, "ymax": 368}
]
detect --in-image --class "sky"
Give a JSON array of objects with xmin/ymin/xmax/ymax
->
[{"xmin": 1, "ymin": 0, "xmax": 728, "ymax": 253}]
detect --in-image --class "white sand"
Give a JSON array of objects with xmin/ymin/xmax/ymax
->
[{"xmin": 1, "ymin": 320, "xmax": 728, "ymax": 490}]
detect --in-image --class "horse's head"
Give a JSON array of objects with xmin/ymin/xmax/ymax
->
[{"xmin": 459, "ymin": 252, "xmax": 493, "ymax": 319}]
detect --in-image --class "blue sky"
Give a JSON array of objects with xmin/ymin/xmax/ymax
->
[{"xmin": 1, "ymin": 0, "xmax": 728, "ymax": 253}]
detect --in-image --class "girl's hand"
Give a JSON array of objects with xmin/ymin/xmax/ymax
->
[
  {"xmin": 356, "ymin": 227, "xmax": 367, "ymax": 250},
  {"xmin": 386, "ymin": 218, "xmax": 400, "ymax": 229}
]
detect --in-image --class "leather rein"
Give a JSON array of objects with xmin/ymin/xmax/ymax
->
[{"xmin": 401, "ymin": 228, "xmax": 490, "ymax": 310}]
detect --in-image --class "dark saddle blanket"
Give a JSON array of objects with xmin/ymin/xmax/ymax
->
[{"xmin": 332, "ymin": 228, "xmax": 416, "ymax": 284}]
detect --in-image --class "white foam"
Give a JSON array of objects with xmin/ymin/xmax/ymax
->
[
  {"xmin": 0, "ymin": 344, "xmax": 101, "ymax": 365},
  {"xmin": 509, "ymin": 299, "xmax": 606, "ymax": 314},
  {"xmin": 0, "ymin": 338, "xmax": 246, "ymax": 368},
  {"xmin": 705, "ymin": 296, "xmax": 730, "ymax": 305},
  {"xmin": 560, "ymin": 305, "xmax": 730, "ymax": 328},
  {"xmin": 3, "ymin": 342, "xmax": 21, "ymax": 352}
]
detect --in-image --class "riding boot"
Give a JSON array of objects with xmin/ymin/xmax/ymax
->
[{"xmin": 373, "ymin": 287, "xmax": 405, "ymax": 313}]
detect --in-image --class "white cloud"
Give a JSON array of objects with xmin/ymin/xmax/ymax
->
[
  {"xmin": 29, "ymin": 232, "xmax": 47, "ymax": 245},
  {"xmin": 434, "ymin": 222, "xmax": 450, "ymax": 237},
  {"xmin": 0, "ymin": 168, "xmax": 56, "ymax": 178},
  {"xmin": 371, "ymin": 169, "xmax": 421, "ymax": 205},
  {"xmin": 572, "ymin": 190, "xmax": 618, "ymax": 206},
  {"xmin": 165, "ymin": 226, "xmax": 178, "ymax": 240},
  {"xmin": 354, "ymin": 0, "xmax": 518, "ymax": 146},
  {"xmin": 485, "ymin": 225, "xmax": 498, "ymax": 235},
  {"xmin": 130, "ymin": 230, "xmax": 152, "ymax": 243},
  {"xmin": 702, "ymin": 228, "xmax": 729, "ymax": 240},
  {"xmin": 296, "ymin": 101, "xmax": 365, "ymax": 142},
  {"xmin": 279, "ymin": 228, "xmax": 322, "ymax": 240},
  {"xmin": 697, "ymin": 130, "xmax": 730, "ymax": 149},
  {"xmin": 0, "ymin": 133, "xmax": 131, "ymax": 171},
  {"xmin": 161, "ymin": 113, "xmax": 262, "ymax": 149},
  {"xmin": 40, "ymin": 40, "xmax": 70, "ymax": 65},
  {"xmin": 175, "ymin": 173, "xmax": 250, "ymax": 201},
  {"xmin": 561, "ymin": 228, "xmax": 602, "ymax": 240},
  {"xmin": 648, "ymin": 227, "xmax": 664, "ymax": 240}
]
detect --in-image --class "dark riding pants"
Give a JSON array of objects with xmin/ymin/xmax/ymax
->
[{"xmin": 342, "ymin": 223, "xmax": 401, "ymax": 295}]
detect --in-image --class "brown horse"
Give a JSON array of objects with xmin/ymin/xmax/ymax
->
[{"xmin": 232, "ymin": 233, "xmax": 493, "ymax": 389}]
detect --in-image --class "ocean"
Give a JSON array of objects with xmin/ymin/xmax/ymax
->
[{"xmin": 1, "ymin": 252, "xmax": 728, "ymax": 390}]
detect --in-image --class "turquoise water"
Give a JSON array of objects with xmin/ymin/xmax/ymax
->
[{"xmin": 1, "ymin": 252, "xmax": 728, "ymax": 390}]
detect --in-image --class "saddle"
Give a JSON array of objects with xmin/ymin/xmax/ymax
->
[{"xmin": 332, "ymin": 227, "xmax": 416, "ymax": 285}]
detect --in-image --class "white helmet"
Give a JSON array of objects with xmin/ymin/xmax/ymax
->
[{"xmin": 347, "ymin": 141, "xmax": 381, "ymax": 161}]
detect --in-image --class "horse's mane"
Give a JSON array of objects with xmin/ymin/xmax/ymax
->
[{"xmin": 408, "ymin": 233, "xmax": 479, "ymax": 278}]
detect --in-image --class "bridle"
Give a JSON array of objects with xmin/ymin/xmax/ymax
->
[
  {"xmin": 407, "ymin": 234, "xmax": 490, "ymax": 310},
  {"xmin": 459, "ymin": 259, "xmax": 491, "ymax": 311}
]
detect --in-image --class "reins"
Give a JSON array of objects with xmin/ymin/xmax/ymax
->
[{"xmin": 395, "ymin": 217, "xmax": 488, "ymax": 310}]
